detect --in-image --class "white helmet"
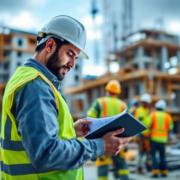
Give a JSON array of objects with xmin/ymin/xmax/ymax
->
[
  {"xmin": 140, "ymin": 93, "xmax": 152, "ymax": 103},
  {"xmin": 155, "ymin": 100, "xmax": 166, "ymax": 110},
  {"xmin": 38, "ymin": 15, "xmax": 89, "ymax": 59}
]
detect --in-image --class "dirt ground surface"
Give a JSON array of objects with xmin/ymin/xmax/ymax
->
[{"xmin": 84, "ymin": 165, "xmax": 180, "ymax": 180}]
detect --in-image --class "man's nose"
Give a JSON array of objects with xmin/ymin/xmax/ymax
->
[{"xmin": 68, "ymin": 58, "xmax": 75, "ymax": 68}]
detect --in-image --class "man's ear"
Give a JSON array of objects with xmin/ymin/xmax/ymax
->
[{"xmin": 46, "ymin": 38, "xmax": 56, "ymax": 53}]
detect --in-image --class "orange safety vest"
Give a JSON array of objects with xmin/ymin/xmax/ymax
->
[{"xmin": 149, "ymin": 111, "xmax": 173, "ymax": 143}]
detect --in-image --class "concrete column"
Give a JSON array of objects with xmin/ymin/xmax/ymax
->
[
  {"xmin": 161, "ymin": 47, "xmax": 168, "ymax": 72},
  {"xmin": 129, "ymin": 81, "xmax": 134, "ymax": 99},
  {"xmin": 100, "ymin": 85, "xmax": 105, "ymax": 97},
  {"xmin": 92, "ymin": 87, "xmax": 100, "ymax": 100},
  {"xmin": 141, "ymin": 78, "xmax": 146, "ymax": 94},
  {"xmin": 85, "ymin": 91, "xmax": 91, "ymax": 112},
  {"xmin": 173, "ymin": 36, "xmax": 179, "ymax": 45},
  {"xmin": 137, "ymin": 47, "xmax": 144, "ymax": 70},
  {"xmin": 176, "ymin": 50, "xmax": 180, "ymax": 67}
]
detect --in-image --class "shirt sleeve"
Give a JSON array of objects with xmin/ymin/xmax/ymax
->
[
  {"xmin": 146, "ymin": 114, "xmax": 152, "ymax": 129},
  {"xmin": 125, "ymin": 103, "xmax": 128, "ymax": 110},
  {"xmin": 87, "ymin": 99, "xmax": 100, "ymax": 118},
  {"xmin": 169, "ymin": 115, "xmax": 174, "ymax": 131},
  {"xmin": 12, "ymin": 78, "xmax": 104, "ymax": 171}
]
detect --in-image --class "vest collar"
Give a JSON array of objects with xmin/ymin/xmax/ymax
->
[{"xmin": 24, "ymin": 58, "xmax": 61, "ymax": 90}]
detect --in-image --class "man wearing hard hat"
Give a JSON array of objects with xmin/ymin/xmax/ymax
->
[
  {"xmin": 1, "ymin": 16, "xmax": 132, "ymax": 180},
  {"xmin": 134, "ymin": 93, "xmax": 152, "ymax": 174},
  {"xmin": 129, "ymin": 98, "xmax": 139, "ymax": 115},
  {"xmin": 87, "ymin": 80, "xmax": 130, "ymax": 180},
  {"xmin": 147, "ymin": 100, "xmax": 174, "ymax": 178}
]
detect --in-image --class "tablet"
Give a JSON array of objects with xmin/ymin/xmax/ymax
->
[{"xmin": 85, "ymin": 111, "xmax": 147, "ymax": 139}]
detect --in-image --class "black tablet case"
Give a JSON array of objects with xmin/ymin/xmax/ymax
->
[{"xmin": 85, "ymin": 112, "xmax": 147, "ymax": 139}]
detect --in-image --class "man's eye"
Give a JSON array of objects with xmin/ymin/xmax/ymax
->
[{"xmin": 68, "ymin": 53, "xmax": 73, "ymax": 57}]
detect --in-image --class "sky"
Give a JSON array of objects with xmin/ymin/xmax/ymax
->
[{"xmin": 1, "ymin": 0, "xmax": 180, "ymax": 77}]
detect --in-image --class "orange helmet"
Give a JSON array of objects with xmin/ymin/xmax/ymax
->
[{"xmin": 105, "ymin": 80, "xmax": 121, "ymax": 94}]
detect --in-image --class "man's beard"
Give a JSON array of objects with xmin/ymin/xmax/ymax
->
[{"xmin": 46, "ymin": 48, "xmax": 70, "ymax": 81}]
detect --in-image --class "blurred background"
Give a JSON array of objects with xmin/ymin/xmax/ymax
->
[{"xmin": 0, "ymin": 0, "xmax": 180, "ymax": 179}]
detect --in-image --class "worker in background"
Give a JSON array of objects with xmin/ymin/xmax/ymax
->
[
  {"xmin": 1, "ymin": 16, "xmax": 132, "ymax": 180},
  {"xmin": 87, "ymin": 80, "xmax": 130, "ymax": 180},
  {"xmin": 129, "ymin": 98, "xmax": 139, "ymax": 115},
  {"xmin": 147, "ymin": 100, "xmax": 174, "ymax": 178},
  {"xmin": 134, "ymin": 93, "xmax": 152, "ymax": 174}
]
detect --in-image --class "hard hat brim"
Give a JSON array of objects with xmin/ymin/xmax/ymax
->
[
  {"xmin": 38, "ymin": 32, "xmax": 89, "ymax": 60},
  {"xmin": 79, "ymin": 51, "xmax": 89, "ymax": 60}
]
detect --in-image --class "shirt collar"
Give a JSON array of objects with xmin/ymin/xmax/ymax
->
[{"xmin": 24, "ymin": 58, "xmax": 58, "ymax": 83}]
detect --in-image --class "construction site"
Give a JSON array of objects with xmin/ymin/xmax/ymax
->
[
  {"xmin": 66, "ymin": 28, "xmax": 180, "ymax": 133},
  {"xmin": 0, "ymin": 0, "xmax": 180, "ymax": 179},
  {"xmin": 67, "ymin": 1, "xmax": 180, "ymax": 179}
]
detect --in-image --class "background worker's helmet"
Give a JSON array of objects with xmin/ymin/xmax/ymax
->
[
  {"xmin": 132, "ymin": 98, "xmax": 138, "ymax": 106},
  {"xmin": 105, "ymin": 80, "xmax": 121, "ymax": 94},
  {"xmin": 155, "ymin": 100, "xmax": 166, "ymax": 110},
  {"xmin": 140, "ymin": 93, "xmax": 152, "ymax": 103},
  {"xmin": 37, "ymin": 15, "xmax": 89, "ymax": 59}
]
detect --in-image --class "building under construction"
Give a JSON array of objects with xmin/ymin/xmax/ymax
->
[{"xmin": 66, "ymin": 29, "xmax": 180, "ymax": 134}]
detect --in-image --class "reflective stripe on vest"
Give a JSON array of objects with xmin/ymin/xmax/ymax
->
[
  {"xmin": 95, "ymin": 155, "xmax": 112, "ymax": 166},
  {"xmin": 120, "ymin": 101, "xmax": 126, "ymax": 113},
  {"xmin": 1, "ymin": 67, "xmax": 83, "ymax": 180},
  {"xmin": 99, "ymin": 97, "xmax": 126, "ymax": 117},
  {"xmin": 100, "ymin": 97, "xmax": 107, "ymax": 117},
  {"xmin": 118, "ymin": 169, "xmax": 129, "ymax": 175},
  {"xmin": 150, "ymin": 111, "xmax": 171, "ymax": 143}
]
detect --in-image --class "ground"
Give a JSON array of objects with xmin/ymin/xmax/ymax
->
[{"xmin": 84, "ymin": 164, "xmax": 180, "ymax": 180}]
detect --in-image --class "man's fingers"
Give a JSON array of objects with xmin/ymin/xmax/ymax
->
[
  {"xmin": 80, "ymin": 119, "xmax": 92, "ymax": 125},
  {"xmin": 86, "ymin": 126, "xmax": 90, "ymax": 132},
  {"xmin": 84, "ymin": 125, "xmax": 90, "ymax": 132},
  {"xmin": 121, "ymin": 136, "xmax": 132, "ymax": 143},
  {"xmin": 108, "ymin": 128, "xmax": 124, "ymax": 136},
  {"xmin": 118, "ymin": 137, "xmax": 132, "ymax": 146},
  {"xmin": 102, "ymin": 128, "xmax": 132, "ymax": 156}
]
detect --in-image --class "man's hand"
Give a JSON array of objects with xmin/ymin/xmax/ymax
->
[
  {"xmin": 74, "ymin": 118, "xmax": 92, "ymax": 137},
  {"xmin": 102, "ymin": 128, "xmax": 132, "ymax": 156}
]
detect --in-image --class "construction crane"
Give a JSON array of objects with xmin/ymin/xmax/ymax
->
[
  {"xmin": 122, "ymin": 0, "xmax": 133, "ymax": 44},
  {"xmin": 91, "ymin": 0, "xmax": 100, "ymax": 64}
]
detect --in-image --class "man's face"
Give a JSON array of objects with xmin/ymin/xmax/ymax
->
[
  {"xmin": 47, "ymin": 42, "xmax": 80, "ymax": 81},
  {"xmin": 142, "ymin": 102, "xmax": 149, "ymax": 108}
]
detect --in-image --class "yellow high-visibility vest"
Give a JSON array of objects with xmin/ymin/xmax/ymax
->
[
  {"xmin": 87, "ymin": 97, "xmax": 127, "ymax": 118},
  {"xmin": 1, "ymin": 66, "xmax": 83, "ymax": 180},
  {"xmin": 134, "ymin": 106, "xmax": 149, "ymax": 136}
]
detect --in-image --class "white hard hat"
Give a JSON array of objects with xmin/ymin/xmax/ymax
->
[
  {"xmin": 38, "ymin": 15, "xmax": 89, "ymax": 59},
  {"xmin": 140, "ymin": 93, "xmax": 152, "ymax": 103},
  {"xmin": 155, "ymin": 100, "xmax": 166, "ymax": 110}
]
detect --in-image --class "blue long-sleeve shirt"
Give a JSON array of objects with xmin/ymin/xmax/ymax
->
[{"xmin": 11, "ymin": 58, "xmax": 104, "ymax": 171}]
